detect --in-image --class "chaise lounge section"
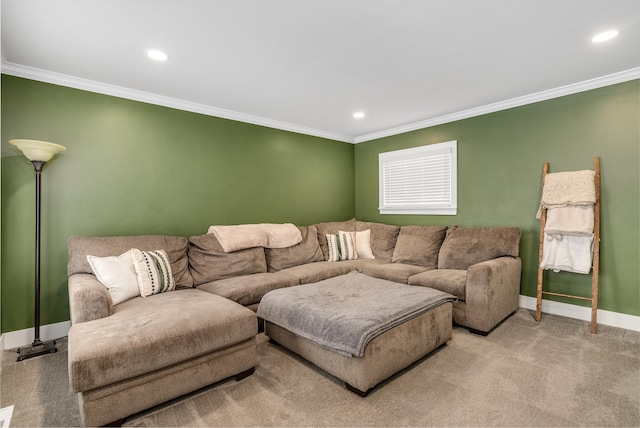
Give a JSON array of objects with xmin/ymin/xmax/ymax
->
[{"xmin": 67, "ymin": 236, "xmax": 258, "ymax": 427}]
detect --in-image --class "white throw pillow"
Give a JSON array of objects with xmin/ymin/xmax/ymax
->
[
  {"xmin": 131, "ymin": 249, "xmax": 175, "ymax": 297},
  {"xmin": 340, "ymin": 229, "xmax": 374, "ymax": 259},
  {"xmin": 87, "ymin": 250, "xmax": 140, "ymax": 305}
]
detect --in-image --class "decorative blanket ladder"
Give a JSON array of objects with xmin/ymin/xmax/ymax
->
[{"xmin": 535, "ymin": 157, "xmax": 601, "ymax": 333}]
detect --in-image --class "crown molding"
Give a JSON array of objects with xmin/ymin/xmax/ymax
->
[
  {"xmin": 0, "ymin": 61, "xmax": 356, "ymax": 144},
  {"xmin": 354, "ymin": 67, "xmax": 640, "ymax": 143},
  {"xmin": 2, "ymin": 61, "xmax": 638, "ymax": 145}
]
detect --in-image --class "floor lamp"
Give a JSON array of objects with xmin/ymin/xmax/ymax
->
[{"xmin": 10, "ymin": 139, "xmax": 66, "ymax": 362}]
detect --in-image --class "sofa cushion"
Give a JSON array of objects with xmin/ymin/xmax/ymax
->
[
  {"xmin": 409, "ymin": 269, "xmax": 467, "ymax": 301},
  {"xmin": 438, "ymin": 227, "xmax": 521, "ymax": 270},
  {"xmin": 360, "ymin": 262, "xmax": 430, "ymax": 284},
  {"xmin": 278, "ymin": 260, "xmax": 359, "ymax": 284},
  {"xmin": 188, "ymin": 233, "xmax": 267, "ymax": 285},
  {"xmin": 68, "ymin": 235, "xmax": 193, "ymax": 288},
  {"xmin": 68, "ymin": 289, "xmax": 257, "ymax": 393},
  {"xmin": 391, "ymin": 225, "xmax": 448, "ymax": 269},
  {"xmin": 197, "ymin": 272, "xmax": 300, "ymax": 306},
  {"xmin": 314, "ymin": 219, "xmax": 357, "ymax": 260},
  {"xmin": 357, "ymin": 221, "xmax": 400, "ymax": 262},
  {"xmin": 265, "ymin": 226, "xmax": 323, "ymax": 272}
]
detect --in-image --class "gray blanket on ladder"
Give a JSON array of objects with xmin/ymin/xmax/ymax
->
[{"xmin": 257, "ymin": 271, "xmax": 456, "ymax": 357}]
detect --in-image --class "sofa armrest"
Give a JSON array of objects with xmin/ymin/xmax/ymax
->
[
  {"xmin": 68, "ymin": 274, "xmax": 113, "ymax": 324},
  {"xmin": 465, "ymin": 256, "xmax": 522, "ymax": 333}
]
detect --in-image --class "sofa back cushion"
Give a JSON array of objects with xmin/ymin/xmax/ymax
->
[
  {"xmin": 188, "ymin": 233, "xmax": 267, "ymax": 285},
  {"xmin": 357, "ymin": 221, "xmax": 401, "ymax": 262},
  {"xmin": 68, "ymin": 235, "xmax": 193, "ymax": 288},
  {"xmin": 314, "ymin": 219, "xmax": 357, "ymax": 261},
  {"xmin": 391, "ymin": 225, "xmax": 448, "ymax": 269},
  {"xmin": 438, "ymin": 226, "xmax": 521, "ymax": 270},
  {"xmin": 265, "ymin": 225, "xmax": 324, "ymax": 272}
]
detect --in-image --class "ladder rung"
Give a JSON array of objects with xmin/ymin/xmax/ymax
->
[{"xmin": 541, "ymin": 291, "xmax": 592, "ymax": 302}]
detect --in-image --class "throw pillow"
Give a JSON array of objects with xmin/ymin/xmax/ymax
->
[
  {"xmin": 392, "ymin": 225, "xmax": 448, "ymax": 269},
  {"xmin": 437, "ymin": 226, "xmax": 521, "ymax": 270},
  {"xmin": 340, "ymin": 229, "xmax": 374, "ymax": 259},
  {"xmin": 314, "ymin": 219, "xmax": 357, "ymax": 260},
  {"xmin": 187, "ymin": 233, "xmax": 267, "ymax": 285},
  {"xmin": 265, "ymin": 225, "xmax": 324, "ymax": 272},
  {"xmin": 86, "ymin": 250, "xmax": 140, "ymax": 305},
  {"xmin": 326, "ymin": 233, "xmax": 358, "ymax": 261},
  {"xmin": 356, "ymin": 221, "xmax": 400, "ymax": 262},
  {"xmin": 132, "ymin": 249, "xmax": 175, "ymax": 297}
]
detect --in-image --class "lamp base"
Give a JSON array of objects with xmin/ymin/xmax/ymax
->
[{"xmin": 17, "ymin": 339, "xmax": 57, "ymax": 362}]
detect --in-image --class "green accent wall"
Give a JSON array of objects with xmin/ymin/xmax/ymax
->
[
  {"xmin": 355, "ymin": 80, "xmax": 640, "ymax": 317},
  {"xmin": 2, "ymin": 75, "xmax": 638, "ymax": 334},
  {"xmin": 1, "ymin": 75, "xmax": 355, "ymax": 333}
]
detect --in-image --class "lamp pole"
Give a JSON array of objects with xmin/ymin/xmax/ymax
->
[
  {"xmin": 17, "ymin": 159, "xmax": 58, "ymax": 361},
  {"xmin": 32, "ymin": 160, "xmax": 45, "ymax": 347},
  {"xmin": 10, "ymin": 139, "xmax": 66, "ymax": 362}
]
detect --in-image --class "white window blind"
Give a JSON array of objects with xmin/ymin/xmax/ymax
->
[{"xmin": 379, "ymin": 140, "xmax": 457, "ymax": 215}]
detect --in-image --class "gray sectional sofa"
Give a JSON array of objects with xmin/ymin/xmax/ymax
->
[{"xmin": 67, "ymin": 219, "xmax": 521, "ymax": 426}]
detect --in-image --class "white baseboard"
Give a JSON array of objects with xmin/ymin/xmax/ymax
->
[
  {"xmin": 2, "ymin": 321, "xmax": 71, "ymax": 350},
  {"xmin": 519, "ymin": 295, "xmax": 640, "ymax": 332}
]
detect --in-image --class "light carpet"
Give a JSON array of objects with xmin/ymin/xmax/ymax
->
[{"xmin": 2, "ymin": 309, "xmax": 639, "ymax": 427}]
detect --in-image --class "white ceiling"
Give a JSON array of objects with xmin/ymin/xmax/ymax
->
[{"xmin": 2, "ymin": 0, "xmax": 640, "ymax": 143}]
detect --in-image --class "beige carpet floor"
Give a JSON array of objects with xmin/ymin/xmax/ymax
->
[{"xmin": 2, "ymin": 309, "xmax": 639, "ymax": 427}]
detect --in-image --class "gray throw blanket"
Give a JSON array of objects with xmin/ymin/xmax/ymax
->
[{"xmin": 257, "ymin": 271, "xmax": 456, "ymax": 358}]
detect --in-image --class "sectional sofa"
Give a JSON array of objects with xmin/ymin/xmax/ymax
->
[{"xmin": 67, "ymin": 219, "xmax": 521, "ymax": 426}]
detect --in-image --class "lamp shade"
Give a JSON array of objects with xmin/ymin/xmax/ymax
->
[{"xmin": 9, "ymin": 139, "xmax": 66, "ymax": 162}]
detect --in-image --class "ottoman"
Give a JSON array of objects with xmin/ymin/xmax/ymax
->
[{"xmin": 257, "ymin": 271, "xmax": 455, "ymax": 396}]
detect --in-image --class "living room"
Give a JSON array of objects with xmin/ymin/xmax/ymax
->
[{"xmin": 1, "ymin": 1, "xmax": 639, "ymax": 426}]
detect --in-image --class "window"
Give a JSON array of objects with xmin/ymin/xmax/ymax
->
[{"xmin": 379, "ymin": 140, "xmax": 457, "ymax": 215}]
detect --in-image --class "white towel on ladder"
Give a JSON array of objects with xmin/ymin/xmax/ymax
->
[
  {"xmin": 544, "ymin": 205, "xmax": 594, "ymax": 236},
  {"xmin": 540, "ymin": 233, "xmax": 593, "ymax": 274}
]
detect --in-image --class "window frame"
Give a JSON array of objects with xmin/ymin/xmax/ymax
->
[{"xmin": 378, "ymin": 140, "xmax": 458, "ymax": 215}]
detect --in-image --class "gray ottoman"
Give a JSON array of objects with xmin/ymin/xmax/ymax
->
[{"xmin": 258, "ymin": 271, "xmax": 455, "ymax": 396}]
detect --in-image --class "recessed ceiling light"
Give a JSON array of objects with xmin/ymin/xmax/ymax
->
[
  {"xmin": 591, "ymin": 30, "xmax": 619, "ymax": 43},
  {"xmin": 353, "ymin": 112, "xmax": 365, "ymax": 119},
  {"xmin": 146, "ymin": 49, "xmax": 169, "ymax": 61}
]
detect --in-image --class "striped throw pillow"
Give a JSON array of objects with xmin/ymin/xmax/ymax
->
[
  {"xmin": 340, "ymin": 229, "xmax": 374, "ymax": 259},
  {"xmin": 132, "ymin": 249, "xmax": 175, "ymax": 297},
  {"xmin": 326, "ymin": 233, "xmax": 358, "ymax": 262}
]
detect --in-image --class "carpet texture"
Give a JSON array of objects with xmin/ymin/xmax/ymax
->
[{"xmin": 2, "ymin": 309, "xmax": 639, "ymax": 427}]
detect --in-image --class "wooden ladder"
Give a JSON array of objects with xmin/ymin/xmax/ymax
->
[{"xmin": 535, "ymin": 157, "xmax": 601, "ymax": 333}]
